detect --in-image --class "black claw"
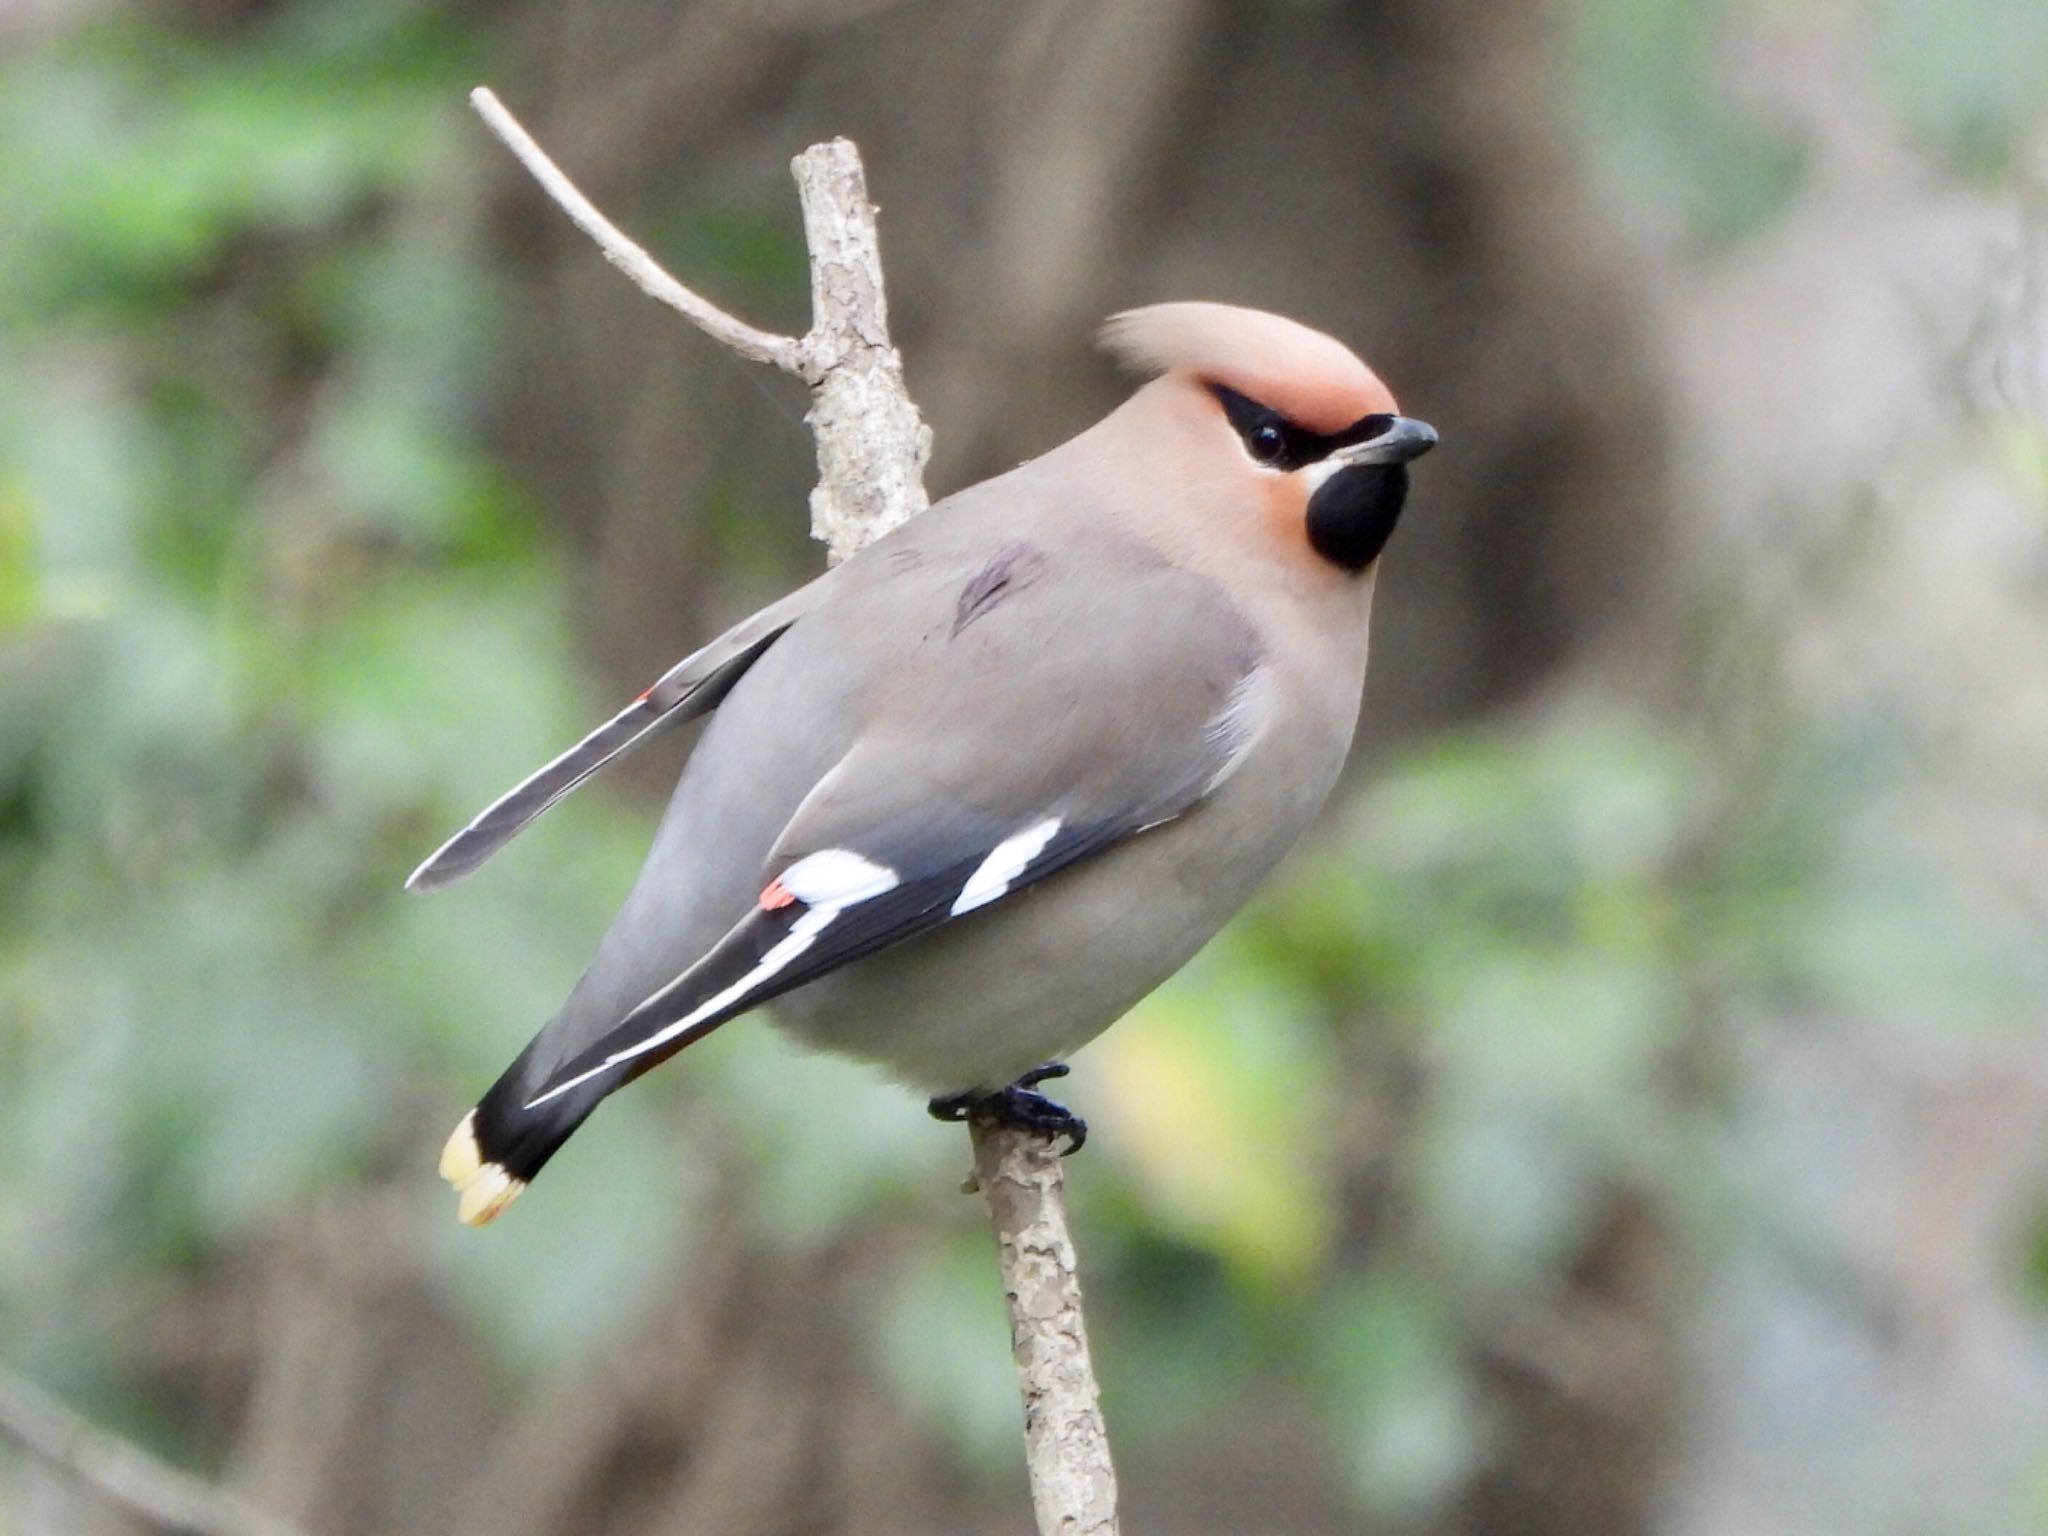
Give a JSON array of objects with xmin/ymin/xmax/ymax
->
[{"xmin": 926, "ymin": 1063, "xmax": 1086, "ymax": 1155}]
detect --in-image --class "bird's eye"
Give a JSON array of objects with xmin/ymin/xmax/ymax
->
[{"xmin": 1210, "ymin": 384, "xmax": 1301, "ymax": 468}]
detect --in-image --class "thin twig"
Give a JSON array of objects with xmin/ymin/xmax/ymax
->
[
  {"xmin": 469, "ymin": 89, "xmax": 931, "ymax": 564},
  {"xmin": 0, "ymin": 1366, "xmax": 308, "ymax": 1536},
  {"xmin": 469, "ymin": 87, "xmax": 805, "ymax": 373},
  {"xmin": 469, "ymin": 85, "xmax": 1107, "ymax": 1536}
]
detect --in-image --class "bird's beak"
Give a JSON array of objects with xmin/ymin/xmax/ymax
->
[{"xmin": 1334, "ymin": 415, "xmax": 1438, "ymax": 467}]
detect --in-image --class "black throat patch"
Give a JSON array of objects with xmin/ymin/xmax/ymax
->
[{"xmin": 1306, "ymin": 463, "xmax": 1408, "ymax": 574}]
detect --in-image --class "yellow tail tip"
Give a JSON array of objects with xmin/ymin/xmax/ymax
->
[
  {"xmin": 440, "ymin": 1110, "xmax": 526, "ymax": 1226},
  {"xmin": 456, "ymin": 1164, "xmax": 526, "ymax": 1227},
  {"xmin": 439, "ymin": 1111, "xmax": 482, "ymax": 1185}
]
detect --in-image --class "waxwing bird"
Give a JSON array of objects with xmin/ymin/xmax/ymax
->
[{"xmin": 415, "ymin": 301, "xmax": 1437, "ymax": 1226}]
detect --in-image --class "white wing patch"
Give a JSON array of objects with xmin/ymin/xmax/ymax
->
[
  {"xmin": 951, "ymin": 817, "xmax": 1063, "ymax": 916},
  {"xmin": 522, "ymin": 848, "xmax": 900, "ymax": 1110},
  {"xmin": 778, "ymin": 848, "xmax": 899, "ymax": 906}
]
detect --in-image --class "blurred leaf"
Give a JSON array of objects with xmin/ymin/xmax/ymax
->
[
  {"xmin": 1093, "ymin": 942, "xmax": 1338, "ymax": 1283},
  {"xmin": 1988, "ymin": 415, "xmax": 2048, "ymax": 514},
  {"xmin": 1314, "ymin": 1271, "xmax": 1480, "ymax": 1519},
  {"xmin": 873, "ymin": 1233, "xmax": 1025, "ymax": 1471},
  {"xmin": 1794, "ymin": 868, "xmax": 2033, "ymax": 1028},
  {"xmin": 0, "ymin": 4, "xmax": 475, "ymax": 321},
  {"xmin": 0, "ymin": 485, "xmax": 35, "ymax": 633},
  {"xmin": 1874, "ymin": 0, "xmax": 2048, "ymax": 173},
  {"xmin": 712, "ymin": 1024, "xmax": 951, "ymax": 1248},
  {"xmin": 1418, "ymin": 954, "xmax": 1669, "ymax": 1295},
  {"xmin": 1573, "ymin": 0, "xmax": 1806, "ymax": 242},
  {"xmin": 1085, "ymin": 1226, "xmax": 1259, "ymax": 1445}
]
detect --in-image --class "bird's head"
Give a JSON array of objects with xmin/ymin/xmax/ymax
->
[{"xmin": 1101, "ymin": 302, "xmax": 1436, "ymax": 575}]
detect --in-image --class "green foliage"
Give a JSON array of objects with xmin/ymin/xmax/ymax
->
[
  {"xmin": 1574, "ymin": 0, "xmax": 2048, "ymax": 238},
  {"xmin": 875, "ymin": 1237, "xmax": 1024, "ymax": 1474},
  {"xmin": 0, "ymin": 5, "xmax": 475, "ymax": 323},
  {"xmin": 0, "ymin": 0, "xmax": 682, "ymax": 1383},
  {"xmin": 1314, "ymin": 1272, "xmax": 1476, "ymax": 1519},
  {"xmin": 1089, "ymin": 949, "xmax": 1339, "ymax": 1280},
  {"xmin": 1572, "ymin": 0, "xmax": 1806, "ymax": 244},
  {"xmin": 1873, "ymin": 0, "xmax": 2048, "ymax": 175}
]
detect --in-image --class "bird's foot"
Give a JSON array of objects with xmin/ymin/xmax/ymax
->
[{"xmin": 927, "ymin": 1062, "xmax": 1087, "ymax": 1154}]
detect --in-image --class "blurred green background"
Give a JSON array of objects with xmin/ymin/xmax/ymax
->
[{"xmin": 3, "ymin": 2, "xmax": 2047, "ymax": 1534}]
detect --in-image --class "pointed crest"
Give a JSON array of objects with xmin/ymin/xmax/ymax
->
[{"xmin": 1101, "ymin": 302, "xmax": 1397, "ymax": 433}]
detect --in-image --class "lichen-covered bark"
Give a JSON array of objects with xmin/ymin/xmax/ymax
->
[
  {"xmin": 791, "ymin": 139, "xmax": 933, "ymax": 563},
  {"xmin": 971, "ymin": 1126, "xmax": 1120, "ymax": 1536}
]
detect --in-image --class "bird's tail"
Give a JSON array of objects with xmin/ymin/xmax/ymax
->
[{"xmin": 438, "ymin": 1041, "xmax": 607, "ymax": 1227}]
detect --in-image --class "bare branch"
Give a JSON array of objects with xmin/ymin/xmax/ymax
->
[
  {"xmin": 970, "ymin": 1126, "xmax": 1121, "ymax": 1536},
  {"xmin": 468, "ymin": 87, "xmax": 805, "ymax": 373},
  {"xmin": 789, "ymin": 139, "xmax": 933, "ymax": 561},
  {"xmin": 0, "ymin": 1366, "xmax": 308, "ymax": 1536}
]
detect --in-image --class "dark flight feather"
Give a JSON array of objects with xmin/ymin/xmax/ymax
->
[{"xmin": 406, "ymin": 576, "xmax": 836, "ymax": 891}]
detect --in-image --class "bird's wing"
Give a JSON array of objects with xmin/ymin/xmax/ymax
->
[
  {"xmin": 406, "ymin": 571, "xmax": 836, "ymax": 892},
  {"xmin": 520, "ymin": 554, "xmax": 1268, "ymax": 1109}
]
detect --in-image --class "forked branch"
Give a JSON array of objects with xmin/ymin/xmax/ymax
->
[{"xmin": 469, "ymin": 87, "xmax": 929, "ymax": 563}]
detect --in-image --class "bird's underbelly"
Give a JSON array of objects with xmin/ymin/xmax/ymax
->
[{"xmin": 765, "ymin": 744, "xmax": 1338, "ymax": 1092}]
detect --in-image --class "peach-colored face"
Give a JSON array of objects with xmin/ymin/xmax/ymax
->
[
  {"xmin": 1104, "ymin": 303, "xmax": 1416, "ymax": 581},
  {"xmin": 1250, "ymin": 455, "xmax": 1324, "ymax": 566}
]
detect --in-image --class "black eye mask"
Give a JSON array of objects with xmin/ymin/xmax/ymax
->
[{"xmin": 1208, "ymin": 383, "xmax": 1400, "ymax": 472}]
